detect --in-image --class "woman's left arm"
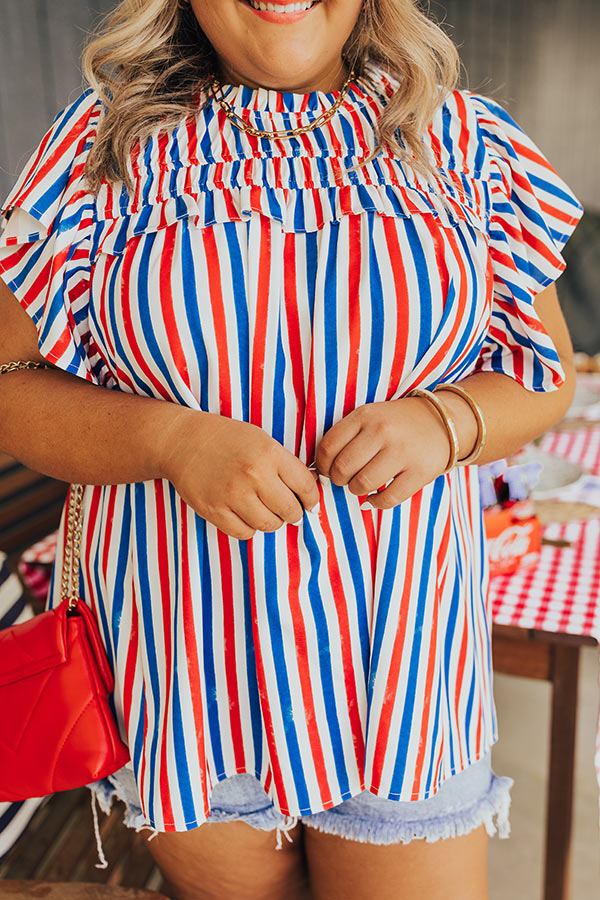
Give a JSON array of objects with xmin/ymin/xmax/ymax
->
[
  {"xmin": 435, "ymin": 281, "xmax": 577, "ymax": 467},
  {"xmin": 315, "ymin": 281, "xmax": 577, "ymax": 509}
]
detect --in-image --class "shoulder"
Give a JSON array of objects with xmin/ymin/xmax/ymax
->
[
  {"xmin": 358, "ymin": 65, "xmax": 507, "ymax": 176},
  {"xmin": 427, "ymin": 87, "xmax": 546, "ymax": 177},
  {"xmin": 2, "ymin": 89, "xmax": 104, "ymax": 233},
  {"xmin": 18, "ymin": 88, "xmax": 104, "ymax": 188},
  {"xmin": 44, "ymin": 88, "xmax": 104, "ymax": 151},
  {"xmin": 435, "ymin": 89, "xmax": 583, "ymax": 253},
  {"xmin": 423, "ymin": 88, "xmax": 505, "ymax": 175}
]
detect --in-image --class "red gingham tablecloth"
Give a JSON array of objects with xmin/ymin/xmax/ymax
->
[{"xmin": 489, "ymin": 421, "xmax": 600, "ymax": 831}]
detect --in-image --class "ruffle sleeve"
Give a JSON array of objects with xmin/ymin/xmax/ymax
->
[
  {"xmin": 0, "ymin": 89, "xmax": 103, "ymax": 384},
  {"xmin": 468, "ymin": 92, "xmax": 584, "ymax": 391}
]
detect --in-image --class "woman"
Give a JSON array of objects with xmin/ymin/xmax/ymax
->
[{"xmin": 0, "ymin": 0, "xmax": 584, "ymax": 898}]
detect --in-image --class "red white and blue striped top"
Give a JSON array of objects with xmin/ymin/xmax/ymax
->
[{"xmin": 0, "ymin": 61, "xmax": 583, "ymax": 830}]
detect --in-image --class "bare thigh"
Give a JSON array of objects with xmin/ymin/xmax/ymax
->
[
  {"xmin": 304, "ymin": 822, "xmax": 490, "ymax": 900},
  {"xmin": 145, "ymin": 820, "xmax": 310, "ymax": 900}
]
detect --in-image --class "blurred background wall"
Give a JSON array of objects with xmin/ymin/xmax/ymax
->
[
  {"xmin": 1, "ymin": 0, "xmax": 598, "ymax": 350},
  {"xmin": 439, "ymin": 0, "xmax": 599, "ymax": 210}
]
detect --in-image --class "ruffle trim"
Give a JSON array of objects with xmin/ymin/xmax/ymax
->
[
  {"xmin": 88, "ymin": 66, "xmax": 491, "ymax": 244},
  {"xmin": 92, "ymin": 173, "xmax": 490, "ymax": 254}
]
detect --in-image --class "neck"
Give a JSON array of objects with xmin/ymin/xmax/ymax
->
[{"xmin": 215, "ymin": 59, "xmax": 350, "ymax": 93}]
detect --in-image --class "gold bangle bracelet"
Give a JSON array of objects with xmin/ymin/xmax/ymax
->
[
  {"xmin": 433, "ymin": 383, "xmax": 486, "ymax": 465},
  {"xmin": 405, "ymin": 388, "xmax": 460, "ymax": 475},
  {"xmin": 0, "ymin": 360, "xmax": 52, "ymax": 375}
]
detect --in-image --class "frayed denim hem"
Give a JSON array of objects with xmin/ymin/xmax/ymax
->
[
  {"xmin": 87, "ymin": 768, "xmax": 300, "ymax": 856},
  {"xmin": 300, "ymin": 773, "xmax": 515, "ymax": 846},
  {"xmin": 87, "ymin": 771, "xmax": 159, "ymax": 871},
  {"xmin": 88, "ymin": 769, "xmax": 153, "ymax": 835}
]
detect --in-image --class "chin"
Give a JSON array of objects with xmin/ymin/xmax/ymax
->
[
  {"xmin": 233, "ymin": 46, "xmax": 340, "ymax": 91},
  {"xmin": 249, "ymin": 58, "xmax": 323, "ymax": 87}
]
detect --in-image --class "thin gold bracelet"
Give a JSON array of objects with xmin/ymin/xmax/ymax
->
[
  {"xmin": 405, "ymin": 388, "xmax": 460, "ymax": 475},
  {"xmin": 0, "ymin": 360, "xmax": 52, "ymax": 375},
  {"xmin": 433, "ymin": 383, "xmax": 487, "ymax": 465}
]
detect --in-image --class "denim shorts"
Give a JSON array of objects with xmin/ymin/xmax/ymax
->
[{"xmin": 89, "ymin": 748, "xmax": 514, "ymax": 857}]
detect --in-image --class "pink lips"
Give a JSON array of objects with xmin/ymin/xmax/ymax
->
[{"xmin": 242, "ymin": 0, "xmax": 320, "ymax": 24}]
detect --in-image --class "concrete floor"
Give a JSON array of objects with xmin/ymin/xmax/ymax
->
[{"xmin": 488, "ymin": 643, "xmax": 600, "ymax": 899}]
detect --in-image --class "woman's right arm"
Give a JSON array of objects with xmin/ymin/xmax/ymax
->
[{"xmin": 0, "ymin": 281, "xmax": 319, "ymax": 538}]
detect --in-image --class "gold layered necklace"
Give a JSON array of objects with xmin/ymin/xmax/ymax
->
[{"xmin": 208, "ymin": 69, "xmax": 356, "ymax": 140}]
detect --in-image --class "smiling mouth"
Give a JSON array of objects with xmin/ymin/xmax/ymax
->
[{"xmin": 244, "ymin": 1, "xmax": 320, "ymax": 14}]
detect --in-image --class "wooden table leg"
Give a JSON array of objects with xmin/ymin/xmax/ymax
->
[{"xmin": 543, "ymin": 643, "xmax": 580, "ymax": 900}]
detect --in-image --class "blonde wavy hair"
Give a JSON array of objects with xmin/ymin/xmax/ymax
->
[{"xmin": 82, "ymin": 0, "xmax": 461, "ymax": 193}]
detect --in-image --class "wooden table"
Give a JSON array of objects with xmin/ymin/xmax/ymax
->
[{"xmin": 492, "ymin": 622, "xmax": 597, "ymax": 900}]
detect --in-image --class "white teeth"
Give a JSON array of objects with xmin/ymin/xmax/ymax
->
[{"xmin": 248, "ymin": 0, "xmax": 316, "ymax": 12}]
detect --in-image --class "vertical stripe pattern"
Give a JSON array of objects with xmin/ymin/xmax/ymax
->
[{"xmin": 0, "ymin": 62, "xmax": 583, "ymax": 829}]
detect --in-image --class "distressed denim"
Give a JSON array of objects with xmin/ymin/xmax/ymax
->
[{"xmin": 90, "ymin": 748, "xmax": 513, "ymax": 854}]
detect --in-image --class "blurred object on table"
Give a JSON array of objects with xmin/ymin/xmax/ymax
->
[
  {"xmin": 512, "ymin": 448, "xmax": 586, "ymax": 500},
  {"xmin": 573, "ymin": 352, "xmax": 600, "ymax": 374},
  {"xmin": 534, "ymin": 499, "xmax": 600, "ymax": 526},
  {"xmin": 563, "ymin": 372, "xmax": 600, "ymax": 422},
  {"xmin": 479, "ymin": 459, "xmax": 543, "ymax": 576},
  {"xmin": 546, "ymin": 370, "xmax": 600, "ymax": 433}
]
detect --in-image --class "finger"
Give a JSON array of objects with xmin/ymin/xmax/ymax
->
[
  {"xmin": 314, "ymin": 411, "xmax": 363, "ymax": 478},
  {"xmin": 215, "ymin": 507, "xmax": 258, "ymax": 541},
  {"xmin": 343, "ymin": 448, "xmax": 403, "ymax": 497},
  {"xmin": 327, "ymin": 430, "xmax": 384, "ymax": 488},
  {"xmin": 364, "ymin": 470, "xmax": 428, "ymax": 510},
  {"xmin": 233, "ymin": 493, "xmax": 286, "ymax": 533},
  {"xmin": 256, "ymin": 478, "xmax": 307, "ymax": 526},
  {"xmin": 278, "ymin": 454, "xmax": 321, "ymax": 511}
]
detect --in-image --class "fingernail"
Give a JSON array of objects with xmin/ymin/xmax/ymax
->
[
  {"xmin": 307, "ymin": 502, "xmax": 320, "ymax": 515},
  {"xmin": 360, "ymin": 500, "xmax": 372, "ymax": 511},
  {"xmin": 292, "ymin": 517, "xmax": 304, "ymax": 526}
]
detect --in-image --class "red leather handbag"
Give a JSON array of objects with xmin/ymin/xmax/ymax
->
[{"xmin": 0, "ymin": 482, "xmax": 130, "ymax": 801}]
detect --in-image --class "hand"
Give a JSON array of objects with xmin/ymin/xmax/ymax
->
[
  {"xmin": 156, "ymin": 408, "xmax": 320, "ymax": 539},
  {"xmin": 313, "ymin": 398, "xmax": 454, "ymax": 510}
]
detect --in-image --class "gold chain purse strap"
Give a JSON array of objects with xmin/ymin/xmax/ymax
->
[
  {"xmin": 0, "ymin": 360, "xmax": 83, "ymax": 609},
  {"xmin": 61, "ymin": 483, "xmax": 84, "ymax": 611}
]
